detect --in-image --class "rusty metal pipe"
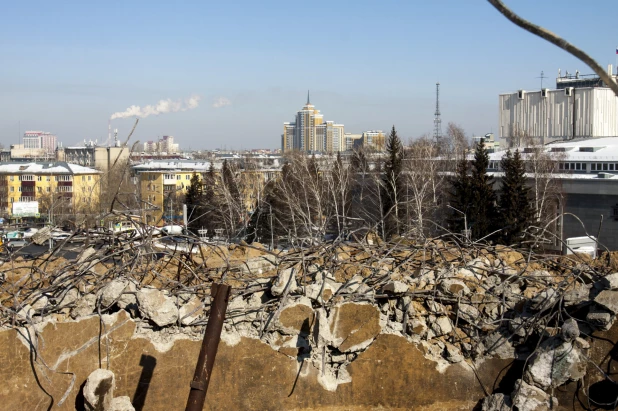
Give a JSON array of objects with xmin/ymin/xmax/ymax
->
[{"xmin": 185, "ymin": 283, "xmax": 231, "ymax": 411}]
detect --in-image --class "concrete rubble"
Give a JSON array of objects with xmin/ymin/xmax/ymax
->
[{"xmin": 2, "ymin": 238, "xmax": 618, "ymax": 409}]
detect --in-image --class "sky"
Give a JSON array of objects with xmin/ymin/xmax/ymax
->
[{"xmin": 1, "ymin": 0, "xmax": 616, "ymax": 150}]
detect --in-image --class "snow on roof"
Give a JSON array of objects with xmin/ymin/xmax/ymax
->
[
  {"xmin": 488, "ymin": 137, "xmax": 618, "ymax": 162},
  {"xmin": 132, "ymin": 160, "xmax": 218, "ymax": 172},
  {"xmin": 0, "ymin": 162, "xmax": 100, "ymax": 174}
]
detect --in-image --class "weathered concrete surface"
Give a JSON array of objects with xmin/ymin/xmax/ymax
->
[{"xmin": 0, "ymin": 310, "xmax": 615, "ymax": 411}]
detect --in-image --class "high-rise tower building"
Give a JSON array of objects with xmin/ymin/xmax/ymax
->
[{"xmin": 282, "ymin": 92, "xmax": 344, "ymax": 153}]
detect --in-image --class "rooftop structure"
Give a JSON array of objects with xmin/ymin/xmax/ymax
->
[{"xmin": 499, "ymin": 67, "xmax": 618, "ymax": 146}]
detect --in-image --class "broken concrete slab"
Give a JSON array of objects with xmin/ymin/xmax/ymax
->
[
  {"xmin": 278, "ymin": 298, "xmax": 315, "ymax": 335},
  {"xmin": 329, "ymin": 303, "xmax": 381, "ymax": 352}
]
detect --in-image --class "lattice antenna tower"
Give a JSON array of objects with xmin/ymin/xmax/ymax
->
[{"xmin": 433, "ymin": 82, "xmax": 442, "ymax": 141}]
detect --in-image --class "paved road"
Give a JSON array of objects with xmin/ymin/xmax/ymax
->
[{"xmin": 6, "ymin": 242, "xmax": 83, "ymax": 260}]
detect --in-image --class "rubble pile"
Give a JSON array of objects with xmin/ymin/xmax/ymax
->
[{"xmin": 1, "ymin": 237, "xmax": 617, "ymax": 403}]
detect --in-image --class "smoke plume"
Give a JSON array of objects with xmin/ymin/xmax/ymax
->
[{"xmin": 110, "ymin": 95, "xmax": 201, "ymax": 120}]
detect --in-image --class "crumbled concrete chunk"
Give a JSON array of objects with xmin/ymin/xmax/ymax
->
[
  {"xmin": 83, "ymin": 369, "xmax": 115, "ymax": 411},
  {"xmin": 586, "ymin": 307, "xmax": 615, "ymax": 331},
  {"xmin": 600, "ymin": 272, "xmax": 618, "ymax": 290},
  {"xmin": 482, "ymin": 393, "xmax": 512, "ymax": 411},
  {"xmin": 271, "ymin": 267, "xmax": 297, "ymax": 296},
  {"xmin": 110, "ymin": 396, "xmax": 135, "ymax": 411},
  {"xmin": 382, "ymin": 281, "xmax": 409, "ymax": 294},
  {"xmin": 512, "ymin": 379, "xmax": 557, "ymax": 411},
  {"xmin": 136, "ymin": 288, "xmax": 178, "ymax": 327},
  {"xmin": 71, "ymin": 294, "xmax": 97, "ymax": 319},
  {"xmin": 594, "ymin": 290, "xmax": 618, "ymax": 314},
  {"xmin": 524, "ymin": 337, "xmax": 587, "ymax": 390}
]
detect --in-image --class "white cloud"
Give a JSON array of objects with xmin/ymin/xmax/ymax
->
[{"xmin": 212, "ymin": 97, "xmax": 232, "ymax": 108}]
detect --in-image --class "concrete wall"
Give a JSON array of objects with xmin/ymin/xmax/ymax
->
[{"xmin": 2, "ymin": 310, "xmax": 616, "ymax": 411}]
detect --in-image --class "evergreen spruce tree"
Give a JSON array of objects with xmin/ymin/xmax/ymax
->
[
  {"xmin": 448, "ymin": 159, "xmax": 473, "ymax": 235},
  {"xmin": 185, "ymin": 172, "xmax": 204, "ymax": 234},
  {"xmin": 468, "ymin": 139, "xmax": 498, "ymax": 240},
  {"xmin": 499, "ymin": 149, "xmax": 533, "ymax": 245},
  {"xmin": 201, "ymin": 162, "xmax": 218, "ymax": 238},
  {"xmin": 381, "ymin": 125, "xmax": 404, "ymax": 239}
]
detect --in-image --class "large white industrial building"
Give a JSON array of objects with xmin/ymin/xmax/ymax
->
[{"xmin": 499, "ymin": 66, "xmax": 618, "ymax": 146}]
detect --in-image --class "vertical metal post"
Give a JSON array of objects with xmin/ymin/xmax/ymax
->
[{"xmin": 185, "ymin": 283, "xmax": 231, "ymax": 411}]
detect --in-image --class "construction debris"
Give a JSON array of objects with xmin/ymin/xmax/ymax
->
[{"xmin": 2, "ymin": 229, "xmax": 618, "ymax": 406}]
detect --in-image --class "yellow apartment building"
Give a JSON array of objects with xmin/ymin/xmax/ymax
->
[
  {"xmin": 132, "ymin": 160, "xmax": 281, "ymax": 226},
  {"xmin": 0, "ymin": 162, "xmax": 101, "ymax": 218},
  {"xmin": 133, "ymin": 161, "xmax": 212, "ymax": 225}
]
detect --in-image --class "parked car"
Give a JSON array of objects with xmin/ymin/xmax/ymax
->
[
  {"xmin": 51, "ymin": 232, "xmax": 71, "ymax": 241},
  {"xmin": 5, "ymin": 239, "xmax": 28, "ymax": 251}
]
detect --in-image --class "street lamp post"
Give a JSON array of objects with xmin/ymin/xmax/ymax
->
[{"xmin": 447, "ymin": 204, "xmax": 469, "ymax": 241}]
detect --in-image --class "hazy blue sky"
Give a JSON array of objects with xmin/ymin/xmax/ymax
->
[{"xmin": 1, "ymin": 0, "xmax": 616, "ymax": 149}]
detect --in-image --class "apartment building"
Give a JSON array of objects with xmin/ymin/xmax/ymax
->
[
  {"xmin": 0, "ymin": 162, "xmax": 101, "ymax": 217},
  {"xmin": 132, "ymin": 160, "xmax": 281, "ymax": 225},
  {"xmin": 282, "ymin": 92, "xmax": 345, "ymax": 153}
]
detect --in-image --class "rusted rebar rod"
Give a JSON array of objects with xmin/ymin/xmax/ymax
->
[{"xmin": 185, "ymin": 282, "xmax": 231, "ymax": 411}]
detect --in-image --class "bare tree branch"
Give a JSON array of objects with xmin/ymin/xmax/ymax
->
[{"xmin": 488, "ymin": 0, "xmax": 618, "ymax": 97}]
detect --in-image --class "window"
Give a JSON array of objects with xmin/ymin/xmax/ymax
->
[
  {"xmin": 164, "ymin": 174, "xmax": 174, "ymax": 180},
  {"xmin": 10, "ymin": 197, "xmax": 13, "ymax": 203},
  {"xmin": 177, "ymin": 175, "xmax": 181, "ymax": 180},
  {"xmin": 57, "ymin": 186, "xmax": 72, "ymax": 192},
  {"xmin": 82, "ymin": 176, "xmax": 85, "ymax": 181},
  {"xmin": 46, "ymin": 187, "xmax": 51, "ymax": 193},
  {"xmin": 18, "ymin": 187, "xmax": 21, "ymax": 192},
  {"xmin": 37, "ymin": 187, "xmax": 42, "ymax": 193},
  {"xmin": 55, "ymin": 175, "xmax": 72, "ymax": 182},
  {"xmin": 611, "ymin": 164, "xmax": 615, "ymax": 171},
  {"xmin": 46, "ymin": 176, "xmax": 50, "ymax": 181},
  {"xmin": 10, "ymin": 187, "xmax": 13, "ymax": 192},
  {"xmin": 88, "ymin": 175, "xmax": 92, "ymax": 181},
  {"xmin": 575, "ymin": 163, "xmax": 581, "ymax": 171},
  {"xmin": 37, "ymin": 176, "xmax": 42, "ymax": 181},
  {"xmin": 9, "ymin": 176, "xmax": 13, "ymax": 181},
  {"xmin": 603, "ymin": 163, "xmax": 609, "ymax": 171}
]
